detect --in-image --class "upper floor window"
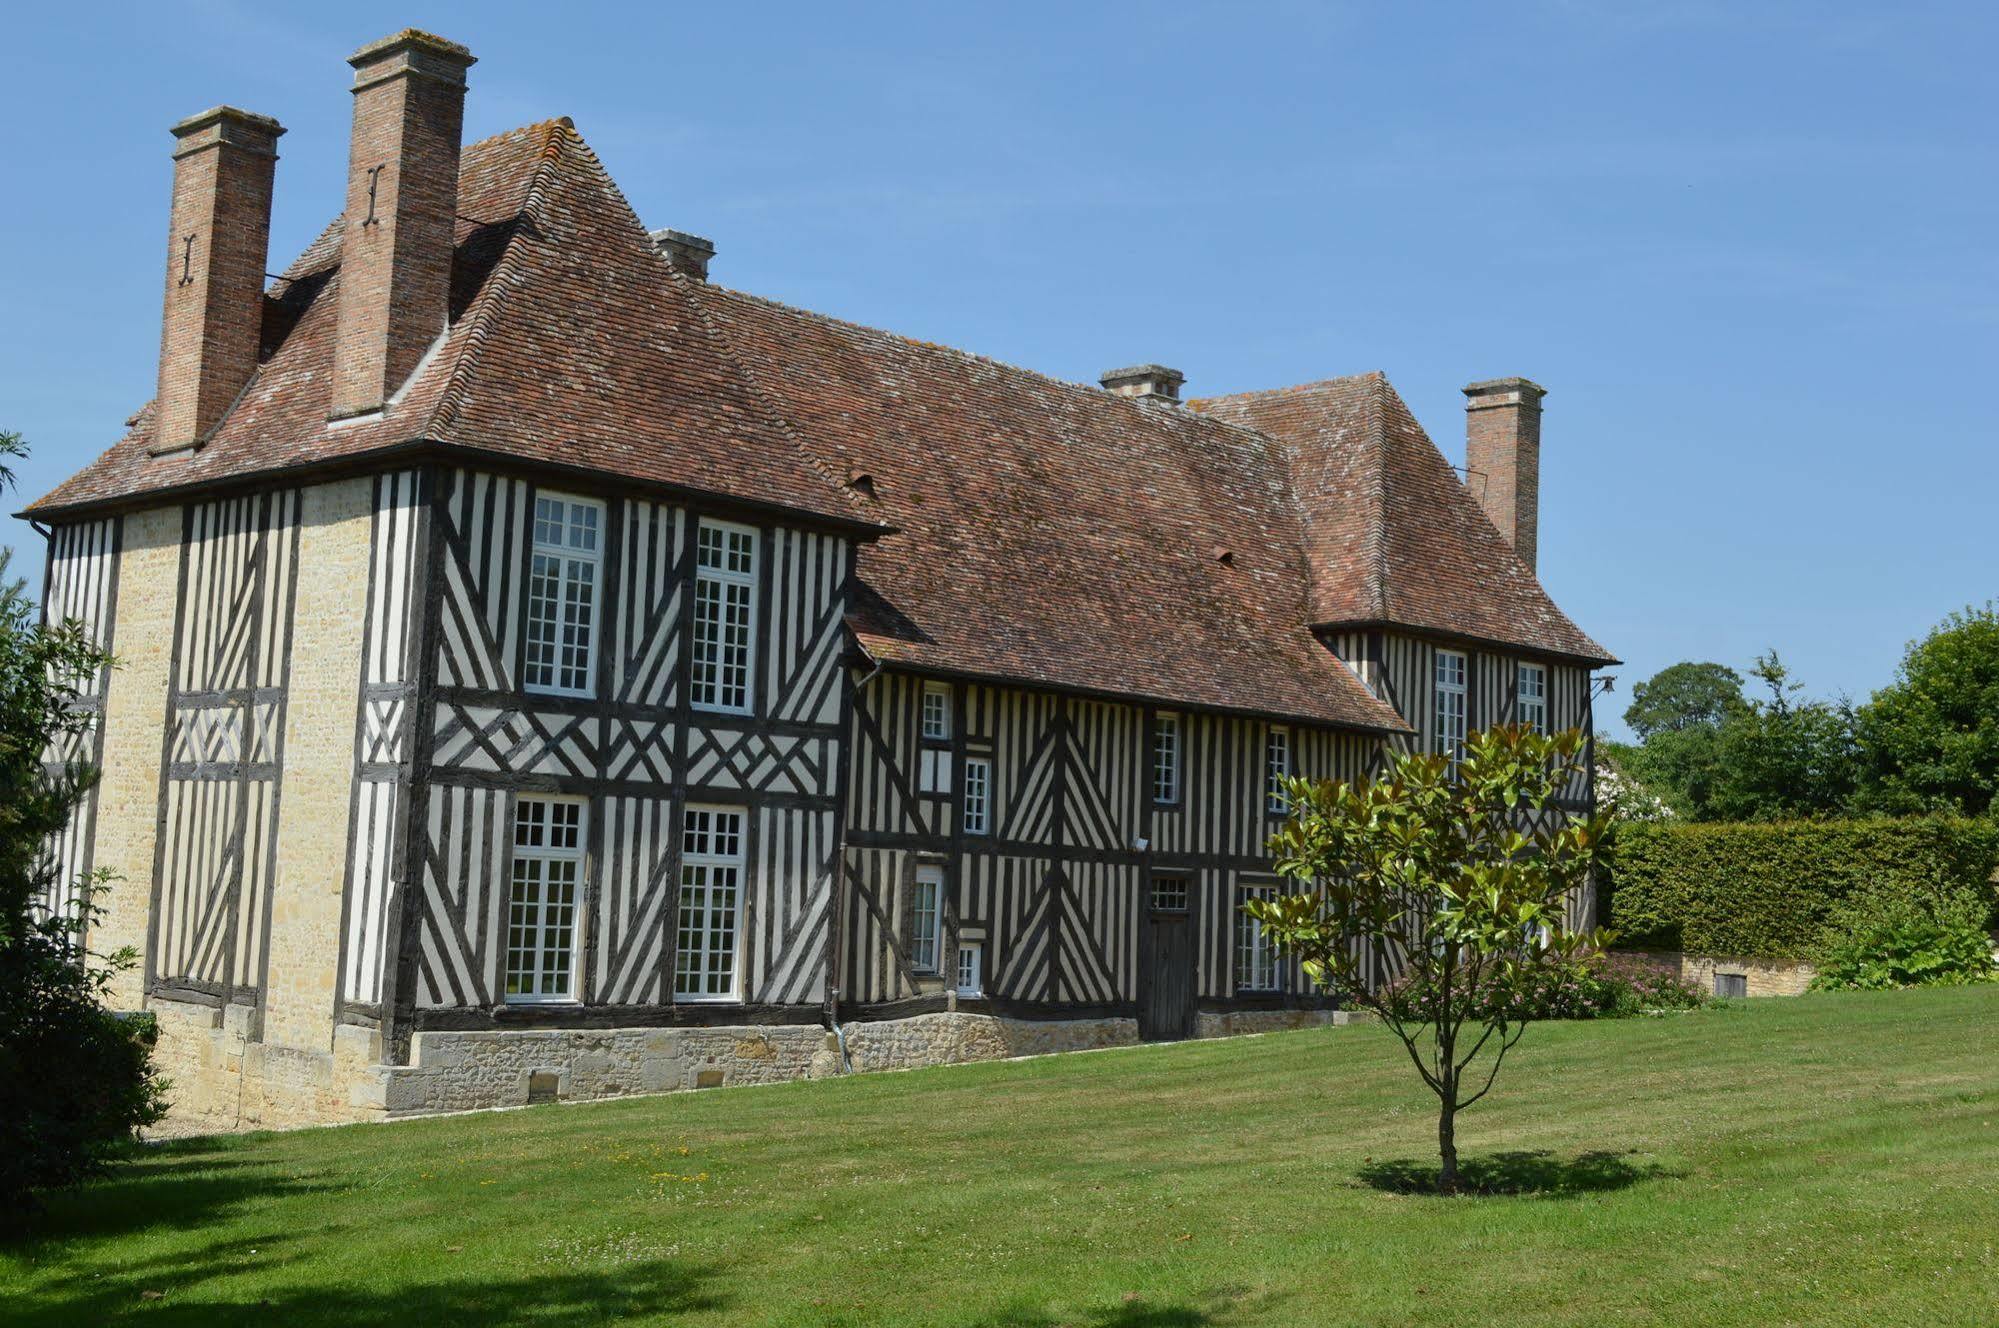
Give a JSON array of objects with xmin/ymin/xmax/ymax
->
[
  {"xmin": 1152, "ymin": 713, "xmax": 1181, "ymax": 805},
  {"xmin": 692, "ymin": 521, "xmax": 757, "ymax": 714},
  {"xmin": 677, "ymin": 805, "xmax": 746, "ymax": 1000},
  {"xmin": 963, "ymin": 756, "xmax": 992, "ymax": 835},
  {"xmin": 921, "ymin": 682, "xmax": 952, "ymax": 741},
  {"xmin": 1517, "ymin": 663, "xmax": 1548, "ymax": 734},
  {"xmin": 524, "ymin": 495, "xmax": 602, "ymax": 696},
  {"xmin": 1236, "ymin": 883, "xmax": 1280, "ymax": 992},
  {"xmin": 911, "ymin": 866, "xmax": 943, "ymax": 973},
  {"xmin": 506, "ymin": 797, "xmax": 585, "ymax": 1002},
  {"xmin": 1266, "ymin": 725, "xmax": 1291, "ymax": 815},
  {"xmin": 1434, "ymin": 650, "xmax": 1468, "ymax": 759}
]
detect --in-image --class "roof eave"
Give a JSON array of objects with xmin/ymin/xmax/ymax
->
[{"xmin": 1312, "ymin": 617, "xmax": 1620, "ymax": 670}]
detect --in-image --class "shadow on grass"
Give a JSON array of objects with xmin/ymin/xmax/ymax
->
[
  {"xmin": 974, "ymin": 1285, "xmax": 1266, "ymax": 1327},
  {"xmin": 5, "ymin": 1253, "xmax": 725, "ymax": 1327},
  {"xmin": 1356, "ymin": 1149, "xmax": 1679, "ymax": 1197}
]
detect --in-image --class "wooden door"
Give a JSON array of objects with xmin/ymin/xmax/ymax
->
[{"xmin": 1140, "ymin": 908, "xmax": 1194, "ymax": 1041}]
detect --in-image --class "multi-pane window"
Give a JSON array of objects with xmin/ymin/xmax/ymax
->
[
  {"xmin": 1517, "ymin": 663, "xmax": 1548, "ymax": 734},
  {"xmin": 921, "ymin": 682, "xmax": 952, "ymax": 741},
  {"xmin": 1236, "ymin": 884, "xmax": 1280, "ymax": 992},
  {"xmin": 506, "ymin": 797, "xmax": 584, "ymax": 1001},
  {"xmin": 955, "ymin": 942, "xmax": 983, "ymax": 997},
  {"xmin": 1151, "ymin": 874, "xmax": 1189, "ymax": 913},
  {"xmin": 1152, "ymin": 713, "xmax": 1181, "ymax": 805},
  {"xmin": 1434, "ymin": 650, "xmax": 1468, "ymax": 758},
  {"xmin": 963, "ymin": 757, "xmax": 992, "ymax": 835},
  {"xmin": 911, "ymin": 867, "xmax": 943, "ymax": 972},
  {"xmin": 676, "ymin": 805, "xmax": 745, "ymax": 1000},
  {"xmin": 692, "ymin": 521, "xmax": 757, "ymax": 713},
  {"xmin": 1266, "ymin": 725, "xmax": 1291, "ymax": 815},
  {"xmin": 524, "ymin": 495, "xmax": 602, "ymax": 695}
]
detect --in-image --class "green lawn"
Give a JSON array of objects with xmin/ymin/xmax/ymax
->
[{"xmin": 7, "ymin": 988, "xmax": 1998, "ymax": 1327}]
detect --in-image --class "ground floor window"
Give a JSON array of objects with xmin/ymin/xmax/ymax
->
[
  {"xmin": 677, "ymin": 805, "xmax": 746, "ymax": 1000},
  {"xmin": 911, "ymin": 866, "xmax": 943, "ymax": 972},
  {"xmin": 956, "ymin": 941, "xmax": 983, "ymax": 997},
  {"xmin": 507, "ymin": 797, "xmax": 585, "ymax": 1002},
  {"xmin": 1235, "ymin": 884, "xmax": 1280, "ymax": 992}
]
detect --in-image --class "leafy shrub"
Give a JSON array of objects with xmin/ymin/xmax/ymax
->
[
  {"xmin": 1380, "ymin": 951, "xmax": 1707, "ymax": 1023},
  {"xmin": 1604, "ymin": 817, "xmax": 1999, "ymax": 960},
  {"xmin": 1809, "ymin": 915, "xmax": 1999, "ymax": 991}
]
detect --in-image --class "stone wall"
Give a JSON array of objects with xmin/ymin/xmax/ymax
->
[
  {"xmin": 150, "ymin": 1010, "xmax": 1171, "ymax": 1130},
  {"xmin": 1613, "ymin": 949, "xmax": 1817, "ymax": 998},
  {"xmin": 1195, "ymin": 1008, "xmax": 1355, "ymax": 1039}
]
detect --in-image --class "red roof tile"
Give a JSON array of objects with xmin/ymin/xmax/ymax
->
[{"xmin": 1192, "ymin": 377, "xmax": 1615, "ymax": 665}]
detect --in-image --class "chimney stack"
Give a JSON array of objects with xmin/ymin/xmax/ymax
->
[
  {"xmin": 153, "ymin": 107, "xmax": 284, "ymax": 454},
  {"xmin": 650, "ymin": 229, "xmax": 715, "ymax": 281},
  {"xmin": 331, "ymin": 30, "xmax": 476, "ymax": 420},
  {"xmin": 1462, "ymin": 377, "xmax": 1545, "ymax": 571},
  {"xmin": 1099, "ymin": 364, "xmax": 1185, "ymax": 405}
]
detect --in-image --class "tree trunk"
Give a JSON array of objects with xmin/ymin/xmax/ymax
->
[{"xmin": 1437, "ymin": 1094, "xmax": 1459, "ymax": 1193}]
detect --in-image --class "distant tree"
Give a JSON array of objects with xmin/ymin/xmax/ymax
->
[
  {"xmin": 1623, "ymin": 661, "xmax": 1748, "ymax": 739},
  {"xmin": 1706, "ymin": 653, "xmax": 1860, "ymax": 821},
  {"xmin": 1247, "ymin": 726, "xmax": 1611, "ymax": 1193},
  {"xmin": 0, "ymin": 433, "xmax": 167, "ymax": 1221},
  {"xmin": 1855, "ymin": 605, "xmax": 1999, "ymax": 817},
  {"xmin": 1615, "ymin": 662, "xmax": 1747, "ymax": 819}
]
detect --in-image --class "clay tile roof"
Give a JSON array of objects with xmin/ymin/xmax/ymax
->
[
  {"xmin": 1192, "ymin": 376, "xmax": 1615, "ymax": 665},
  {"xmin": 696, "ymin": 288, "xmax": 1411, "ymax": 732},
  {"xmin": 26, "ymin": 120, "xmax": 870, "ymax": 533}
]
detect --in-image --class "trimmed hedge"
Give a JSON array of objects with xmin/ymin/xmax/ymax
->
[{"xmin": 1603, "ymin": 817, "xmax": 1999, "ymax": 960}]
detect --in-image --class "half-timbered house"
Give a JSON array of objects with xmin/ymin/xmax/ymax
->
[{"xmin": 22, "ymin": 31, "xmax": 1612, "ymax": 1126}]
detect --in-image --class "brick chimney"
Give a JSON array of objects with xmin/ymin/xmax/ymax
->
[
  {"xmin": 650, "ymin": 229, "xmax": 715, "ymax": 281},
  {"xmin": 1099, "ymin": 364, "xmax": 1185, "ymax": 405},
  {"xmin": 330, "ymin": 30, "xmax": 476, "ymax": 420},
  {"xmin": 1463, "ymin": 377, "xmax": 1545, "ymax": 570},
  {"xmin": 152, "ymin": 107, "xmax": 284, "ymax": 455}
]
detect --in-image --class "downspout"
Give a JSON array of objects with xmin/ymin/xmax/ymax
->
[{"xmin": 828, "ymin": 640, "xmax": 887, "ymax": 1073}]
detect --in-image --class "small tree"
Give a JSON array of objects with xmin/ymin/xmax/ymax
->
[
  {"xmin": 1246, "ymin": 725, "xmax": 1611, "ymax": 1192},
  {"xmin": 0, "ymin": 432, "xmax": 167, "ymax": 1219}
]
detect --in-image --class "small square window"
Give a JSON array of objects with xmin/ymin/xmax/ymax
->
[
  {"xmin": 1151, "ymin": 874, "xmax": 1189, "ymax": 913},
  {"xmin": 921, "ymin": 683, "xmax": 952, "ymax": 741}
]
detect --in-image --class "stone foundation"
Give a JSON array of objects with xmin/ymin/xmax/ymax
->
[
  {"xmin": 148, "ymin": 1008, "xmax": 1166, "ymax": 1132},
  {"xmin": 1612, "ymin": 950, "xmax": 1816, "ymax": 998},
  {"xmin": 1194, "ymin": 1007, "xmax": 1354, "ymax": 1039}
]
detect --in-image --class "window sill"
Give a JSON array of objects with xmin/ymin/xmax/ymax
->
[
  {"xmin": 673, "ymin": 994, "xmax": 745, "ymax": 1005},
  {"xmin": 502, "ymin": 995, "xmax": 581, "ymax": 1007}
]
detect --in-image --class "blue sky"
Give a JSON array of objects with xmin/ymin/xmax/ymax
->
[{"xmin": 3, "ymin": 2, "xmax": 1992, "ymax": 737}]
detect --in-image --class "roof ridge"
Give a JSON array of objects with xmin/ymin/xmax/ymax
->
[
  {"xmin": 421, "ymin": 120, "xmax": 568, "ymax": 440},
  {"xmin": 1185, "ymin": 372, "xmax": 1383, "ymax": 409},
  {"xmin": 708, "ymin": 284, "xmax": 1284, "ymax": 453},
  {"xmin": 1366, "ymin": 371, "xmax": 1392, "ymax": 622}
]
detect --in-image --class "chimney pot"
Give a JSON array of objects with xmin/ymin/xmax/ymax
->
[
  {"xmin": 152, "ymin": 105, "xmax": 285, "ymax": 455},
  {"xmin": 1099, "ymin": 364, "xmax": 1185, "ymax": 404},
  {"xmin": 330, "ymin": 30, "xmax": 476, "ymax": 420},
  {"xmin": 650, "ymin": 228, "xmax": 716, "ymax": 281},
  {"xmin": 1462, "ymin": 376, "xmax": 1545, "ymax": 571}
]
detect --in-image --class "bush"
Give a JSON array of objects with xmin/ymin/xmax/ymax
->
[
  {"xmin": 1380, "ymin": 951, "xmax": 1708, "ymax": 1023},
  {"xmin": 1810, "ymin": 914, "xmax": 1999, "ymax": 991},
  {"xmin": 1604, "ymin": 817, "xmax": 1999, "ymax": 960}
]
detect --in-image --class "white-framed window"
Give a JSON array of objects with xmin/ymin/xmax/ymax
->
[
  {"xmin": 676, "ymin": 805, "xmax": 746, "ymax": 1001},
  {"xmin": 506, "ymin": 796, "xmax": 585, "ymax": 1002},
  {"xmin": 910, "ymin": 866, "xmax": 943, "ymax": 973},
  {"xmin": 524, "ymin": 494, "xmax": 602, "ymax": 696},
  {"xmin": 1151, "ymin": 873, "xmax": 1189, "ymax": 913},
  {"xmin": 1517, "ymin": 662, "xmax": 1548, "ymax": 734},
  {"xmin": 692, "ymin": 520, "xmax": 757, "ymax": 714},
  {"xmin": 1236, "ymin": 883, "xmax": 1280, "ymax": 992},
  {"xmin": 1266, "ymin": 725, "xmax": 1291, "ymax": 815},
  {"xmin": 962, "ymin": 756, "xmax": 992, "ymax": 834},
  {"xmin": 955, "ymin": 942, "xmax": 983, "ymax": 998},
  {"xmin": 1434, "ymin": 650, "xmax": 1468, "ymax": 759},
  {"xmin": 921, "ymin": 682, "xmax": 952, "ymax": 741},
  {"xmin": 1152, "ymin": 713, "xmax": 1181, "ymax": 805}
]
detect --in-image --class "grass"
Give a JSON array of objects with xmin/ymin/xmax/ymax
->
[{"xmin": 6, "ymin": 987, "xmax": 1998, "ymax": 1327}]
